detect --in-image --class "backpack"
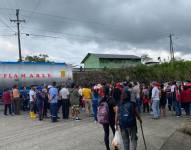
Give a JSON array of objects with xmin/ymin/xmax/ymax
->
[
  {"xmin": 97, "ymin": 102, "xmax": 109, "ymax": 124},
  {"xmin": 119, "ymin": 101, "xmax": 136, "ymax": 128}
]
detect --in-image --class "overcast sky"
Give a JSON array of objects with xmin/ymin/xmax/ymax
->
[{"xmin": 0, "ymin": 0, "xmax": 191, "ymax": 65}]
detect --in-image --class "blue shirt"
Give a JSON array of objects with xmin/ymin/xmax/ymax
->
[{"xmin": 49, "ymin": 87, "xmax": 58, "ymax": 103}]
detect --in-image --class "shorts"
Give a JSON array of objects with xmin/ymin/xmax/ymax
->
[{"xmin": 71, "ymin": 105, "xmax": 80, "ymax": 113}]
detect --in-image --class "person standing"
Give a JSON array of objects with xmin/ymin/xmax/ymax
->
[
  {"xmin": 43, "ymin": 85, "xmax": 49, "ymax": 118},
  {"xmin": 160, "ymin": 84, "xmax": 167, "ymax": 117},
  {"xmin": 29, "ymin": 86, "xmax": 36, "ymax": 119},
  {"xmin": 165, "ymin": 83, "xmax": 172, "ymax": 111},
  {"xmin": 181, "ymin": 86, "xmax": 191, "ymax": 116},
  {"xmin": 92, "ymin": 86, "xmax": 99, "ymax": 122},
  {"xmin": 70, "ymin": 85, "xmax": 81, "ymax": 120},
  {"xmin": 175, "ymin": 85, "xmax": 182, "ymax": 117},
  {"xmin": 133, "ymin": 82, "xmax": 141, "ymax": 113},
  {"xmin": 171, "ymin": 82, "xmax": 177, "ymax": 111},
  {"xmin": 113, "ymin": 83, "xmax": 122, "ymax": 105},
  {"xmin": 78, "ymin": 85, "xmax": 84, "ymax": 110},
  {"xmin": 49, "ymin": 82, "xmax": 59, "ymax": 122},
  {"xmin": 36, "ymin": 86, "xmax": 45, "ymax": 121},
  {"xmin": 82, "ymin": 84, "xmax": 92, "ymax": 116},
  {"xmin": 115, "ymin": 83, "xmax": 142, "ymax": 150},
  {"xmin": 151, "ymin": 82, "xmax": 160, "ymax": 119},
  {"xmin": 2, "ymin": 89, "xmax": 12, "ymax": 115},
  {"xmin": 22, "ymin": 86, "xmax": 29, "ymax": 111},
  {"xmin": 12, "ymin": 85, "xmax": 21, "ymax": 115},
  {"xmin": 59, "ymin": 84, "xmax": 70, "ymax": 119}
]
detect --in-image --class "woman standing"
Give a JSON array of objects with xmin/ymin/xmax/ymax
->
[
  {"xmin": 3, "ymin": 89, "xmax": 12, "ymax": 115},
  {"xmin": 99, "ymin": 94, "xmax": 116, "ymax": 150},
  {"xmin": 92, "ymin": 86, "xmax": 99, "ymax": 123},
  {"xmin": 160, "ymin": 84, "xmax": 167, "ymax": 117}
]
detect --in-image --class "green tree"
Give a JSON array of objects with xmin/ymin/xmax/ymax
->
[{"xmin": 24, "ymin": 54, "xmax": 52, "ymax": 62}]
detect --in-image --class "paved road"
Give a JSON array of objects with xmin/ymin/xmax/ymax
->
[{"xmin": 0, "ymin": 111, "xmax": 188, "ymax": 150}]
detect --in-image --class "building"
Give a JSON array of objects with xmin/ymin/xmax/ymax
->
[{"xmin": 81, "ymin": 53, "xmax": 141, "ymax": 69}]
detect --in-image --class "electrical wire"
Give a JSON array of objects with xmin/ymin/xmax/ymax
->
[{"xmin": 0, "ymin": 17, "xmax": 15, "ymax": 32}]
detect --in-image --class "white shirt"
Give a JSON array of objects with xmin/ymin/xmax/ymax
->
[
  {"xmin": 171, "ymin": 85, "xmax": 176, "ymax": 92},
  {"xmin": 133, "ymin": 85, "xmax": 140, "ymax": 98},
  {"xmin": 78, "ymin": 88, "xmax": 82, "ymax": 96},
  {"xmin": 152, "ymin": 86, "xmax": 160, "ymax": 101},
  {"xmin": 29, "ymin": 90, "xmax": 36, "ymax": 102},
  {"xmin": 59, "ymin": 88, "xmax": 69, "ymax": 99}
]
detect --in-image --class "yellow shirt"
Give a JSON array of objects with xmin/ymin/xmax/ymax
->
[
  {"xmin": 12, "ymin": 89, "xmax": 20, "ymax": 98},
  {"xmin": 82, "ymin": 88, "xmax": 92, "ymax": 101}
]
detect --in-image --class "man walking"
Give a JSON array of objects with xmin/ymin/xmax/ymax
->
[
  {"xmin": 49, "ymin": 82, "xmax": 59, "ymax": 122},
  {"xmin": 115, "ymin": 83, "xmax": 142, "ymax": 150}
]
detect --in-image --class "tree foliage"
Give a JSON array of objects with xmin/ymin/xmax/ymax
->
[
  {"xmin": 24, "ymin": 54, "xmax": 51, "ymax": 62},
  {"xmin": 74, "ymin": 61, "xmax": 191, "ymax": 85}
]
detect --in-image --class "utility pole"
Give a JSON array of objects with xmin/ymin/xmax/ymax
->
[
  {"xmin": 10, "ymin": 9, "xmax": 25, "ymax": 62},
  {"xmin": 169, "ymin": 34, "xmax": 175, "ymax": 62}
]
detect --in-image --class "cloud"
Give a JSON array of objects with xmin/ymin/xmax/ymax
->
[{"xmin": 0, "ymin": 0, "xmax": 191, "ymax": 64}]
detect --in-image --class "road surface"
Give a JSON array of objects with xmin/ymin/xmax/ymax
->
[{"xmin": 0, "ymin": 111, "xmax": 188, "ymax": 150}]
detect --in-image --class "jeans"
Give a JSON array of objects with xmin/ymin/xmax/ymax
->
[
  {"xmin": 182, "ymin": 102, "xmax": 190, "ymax": 116},
  {"xmin": 152, "ymin": 100, "xmax": 160, "ymax": 118},
  {"xmin": 92, "ymin": 100, "xmax": 98, "ymax": 121},
  {"xmin": 4, "ymin": 104, "xmax": 12, "ymax": 115},
  {"xmin": 84, "ymin": 100, "xmax": 92, "ymax": 116},
  {"xmin": 167, "ymin": 95, "xmax": 172, "ymax": 111},
  {"xmin": 13, "ymin": 98, "xmax": 20, "ymax": 115},
  {"xmin": 103, "ymin": 123, "xmax": 115, "ymax": 150},
  {"xmin": 143, "ymin": 104, "xmax": 149, "ymax": 113},
  {"xmin": 43, "ymin": 99, "xmax": 49, "ymax": 117},
  {"xmin": 62, "ymin": 99, "xmax": 70, "ymax": 119},
  {"xmin": 50, "ymin": 103, "xmax": 58, "ymax": 122},
  {"xmin": 121, "ymin": 126, "xmax": 138, "ymax": 150},
  {"xmin": 175, "ymin": 101, "xmax": 181, "ymax": 116},
  {"xmin": 136, "ymin": 98, "xmax": 141, "ymax": 113},
  {"xmin": 37, "ymin": 100, "xmax": 44, "ymax": 120},
  {"xmin": 22, "ymin": 98, "xmax": 29, "ymax": 111}
]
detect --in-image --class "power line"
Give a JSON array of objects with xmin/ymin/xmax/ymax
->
[
  {"xmin": 0, "ymin": 7, "xmax": 127, "ymax": 33},
  {"xmin": 0, "ymin": 33, "xmax": 15, "ymax": 37},
  {"xmin": 0, "ymin": 16, "xmax": 15, "ymax": 32},
  {"xmin": 25, "ymin": 0, "xmax": 42, "ymax": 23}
]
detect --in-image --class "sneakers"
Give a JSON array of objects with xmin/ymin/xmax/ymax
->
[{"xmin": 75, "ymin": 117, "xmax": 81, "ymax": 121}]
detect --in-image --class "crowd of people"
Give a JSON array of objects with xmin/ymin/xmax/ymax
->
[{"xmin": 1, "ymin": 80, "xmax": 191, "ymax": 150}]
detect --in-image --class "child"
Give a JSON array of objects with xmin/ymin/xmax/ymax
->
[
  {"xmin": 3, "ymin": 89, "xmax": 12, "ymax": 115},
  {"xmin": 143, "ymin": 95, "xmax": 150, "ymax": 113}
]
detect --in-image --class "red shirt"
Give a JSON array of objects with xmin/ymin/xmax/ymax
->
[
  {"xmin": 180, "ymin": 89, "xmax": 191, "ymax": 103},
  {"xmin": 143, "ymin": 97, "xmax": 150, "ymax": 104},
  {"xmin": 3, "ymin": 91, "xmax": 11, "ymax": 104}
]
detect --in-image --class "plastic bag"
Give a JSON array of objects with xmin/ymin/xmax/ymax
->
[{"xmin": 112, "ymin": 130, "xmax": 122, "ymax": 149}]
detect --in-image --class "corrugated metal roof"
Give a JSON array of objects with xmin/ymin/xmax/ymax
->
[
  {"xmin": 94, "ymin": 53, "xmax": 141, "ymax": 59},
  {"xmin": 81, "ymin": 53, "xmax": 141, "ymax": 63}
]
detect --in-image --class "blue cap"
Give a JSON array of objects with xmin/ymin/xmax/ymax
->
[{"xmin": 36, "ymin": 86, "xmax": 43, "ymax": 91}]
